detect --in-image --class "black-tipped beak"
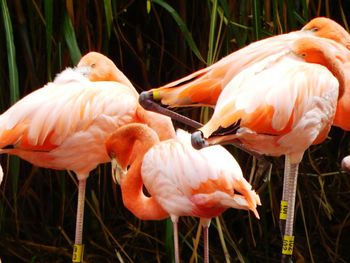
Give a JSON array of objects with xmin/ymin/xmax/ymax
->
[
  {"xmin": 139, "ymin": 91, "xmax": 155, "ymax": 110},
  {"xmin": 191, "ymin": 131, "xmax": 208, "ymax": 149}
]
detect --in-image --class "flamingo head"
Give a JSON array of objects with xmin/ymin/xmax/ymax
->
[{"xmin": 302, "ymin": 17, "xmax": 350, "ymax": 50}]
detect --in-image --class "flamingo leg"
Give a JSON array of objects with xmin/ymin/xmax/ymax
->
[
  {"xmin": 281, "ymin": 159, "xmax": 299, "ymax": 263},
  {"xmin": 200, "ymin": 218, "xmax": 211, "ymax": 263},
  {"xmin": 171, "ymin": 216, "xmax": 180, "ymax": 263},
  {"xmin": 279, "ymin": 155, "xmax": 291, "ymax": 237},
  {"xmin": 72, "ymin": 177, "xmax": 87, "ymax": 262}
]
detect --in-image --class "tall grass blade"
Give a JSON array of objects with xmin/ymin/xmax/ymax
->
[
  {"xmin": 63, "ymin": 12, "xmax": 81, "ymax": 64},
  {"xmin": 104, "ymin": 0, "xmax": 113, "ymax": 39},
  {"xmin": 339, "ymin": 1, "xmax": 349, "ymax": 31},
  {"xmin": 1, "ymin": 0, "xmax": 19, "ymax": 104},
  {"xmin": 152, "ymin": 0, "xmax": 205, "ymax": 63},
  {"xmin": 1, "ymin": 0, "xmax": 21, "ymax": 235},
  {"xmin": 252, "ymin": 0, "xmax": 261, "ymax": 40},
  {"xmin": 44, "ymin": 0, "xmax": 53, "ymax": 79},
  {"xmin": 207, "ymin": 0, "xmax": 218, "ymax": 65},
  {"xmin": 164, "ymin": 219, "xmax": 174, "ymax": 263}
]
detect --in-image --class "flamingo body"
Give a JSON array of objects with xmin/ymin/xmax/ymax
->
[
  {"xmin": 141, "ymin": 129, "xmax": 260, "ymax": 219},
  {"xmin": 199, "ymin": 47, "xmax": 339, "ymax": 163},
  {"xmin": 0, "ymin": 69, "xmax": 138, "ymax": 179}
]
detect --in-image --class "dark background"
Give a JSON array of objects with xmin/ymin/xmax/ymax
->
[{"xmin": 1, "ymin": 1, "xmax": 350, "ymax": 262}]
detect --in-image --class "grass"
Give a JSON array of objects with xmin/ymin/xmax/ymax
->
[{"xmin": 1, "ymin": 0, "xmax": 350, "ymax": 262}]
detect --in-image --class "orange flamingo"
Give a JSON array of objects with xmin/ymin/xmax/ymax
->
[
  {"xmin": 140, "ymin": 17, "xmax": 350, "ymax": 109},
  {"xmin": 105, "ymin": 123, "xmax": 260, "ymax": 263},
  {"xmin": 190, "ymin": 37, "xmax": 344, "ymax": 258},
  {"xmin": 0, "ymin": 63, "xmax": 175, "ymax": 262}
]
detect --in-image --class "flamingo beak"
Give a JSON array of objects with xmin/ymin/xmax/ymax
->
[
  {"xmin": 74, "ymin": 65, "xmax": 91, "ymax": 78},
  {"xmin": 111, "ymin": 158, "xmax": 127, "ymax": 185},
  {"xmin": 191, "ymin": 131, "xmax": 209, "ymax": 150}
]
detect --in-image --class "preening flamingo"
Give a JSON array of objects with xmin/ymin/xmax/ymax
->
[
  {"xmin": 0, "ymin": 61, "xmax": 175, "ymax": 262},
  {"xmin": 105, "ymin": 123, "xmax": 260, "ymax": 263},
  {"xmin": 0, "ymin": 69, "xmax": 138, "ymax": 260},
  {"xmin": 140, "ymin": 17, "xmax": 350, "ymax": 110},
  {"xmin": 190, "ymin": 37, "xmax": 344, "ymax": 258}
]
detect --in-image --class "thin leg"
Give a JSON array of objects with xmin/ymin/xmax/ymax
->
[
  {"xmin": 281, "ymin": 161, "xmax": 299, "ymax": 263},
  {"xmin": 200, "ymin": 218, "xmax": 211, "ymax": 263},
  {"xmin": 75, "ymin": 178, "xmax": 86, "ymax": 244},
  {"xmin": 284, "ymin": 162, "xmax": 299, "ymax": 236},
  {"xmin": 72, "ymin": 178, "xmax": 87, "ymax": 262},
  {"xmin": 279, "ymin": 156, "xmax": 291, "ymax": 237},
  {"xmin": 203, "ymin": 225, "xmax": 209, "ymax": 263},
  {"xmin": 172, "ymin": 216, "xmax": 180, "ymax": 263}
]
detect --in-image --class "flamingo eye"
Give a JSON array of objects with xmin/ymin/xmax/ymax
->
[
  {"xmin": 91, "ymin": 63, "xmax": 96, "ymax": 68},
  {"xmin": 310, "ymin": 27, "xmax": 319, "ymax": 32}
]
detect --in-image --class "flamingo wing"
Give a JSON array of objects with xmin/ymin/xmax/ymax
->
[{"xmin": 0, "ymin": 69, "xmax": 138, "ymax": 151}]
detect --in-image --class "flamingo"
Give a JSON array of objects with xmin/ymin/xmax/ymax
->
[
  {"xmin": 139, "ymin": 17, "xmax": 350, "ymax": 112},
  {"xmin": 137, "ymin": 16, "xmax": 350, "ymax": 252},
  {"xmin": 0, "ymin": 64, "xmax": 175, "ymax": 262},
  {"xmin": 189, "ymin": 37, "xmax": 344, "ymax": 258},
  {"xmin": 105, "ymin": 123, "xmax": 260, "ymax": 263}
]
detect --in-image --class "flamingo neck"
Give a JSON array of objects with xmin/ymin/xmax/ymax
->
[
  {"xmin": 111, "ymin": 67, "xmax": 136, "ymax": 92},
  {"xmin": 121, "ymin": 157, "xmax": 168, "ymax": 220},
  {"xmin": 293, "ymin": 38, "xmax": 345, "ymax": 97},
  {"xmin": 108, "ymin": 124, "xmax": 168, "ymax": 220}
]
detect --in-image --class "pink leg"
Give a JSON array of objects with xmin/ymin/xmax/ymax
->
[
  {"xmin": 200, "ymin": 218, "xmax": 211, "ymax": 263},
  {"xmin": 72, "ymin": 178, "xmax": 87, "ymax": 263},
  {"xmin": 75, "ymin": 178, "xmax": 87, "ymax": 244},
  {"xmin": 203, "ymin": 225, "xmax": 209, "ymax": 263}
]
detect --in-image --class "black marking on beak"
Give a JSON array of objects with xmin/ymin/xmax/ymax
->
[
  {"xmin": 212, "ymin": 119, "xmax": 241, "ymax": 136},
  {"xmin": 191, "ymin": 131, "xmax": 208, "ymax": 150}
]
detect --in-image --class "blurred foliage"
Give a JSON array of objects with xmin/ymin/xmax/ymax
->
[{"xmin": 0, "ymin": 0, "xmax": 350, "ymax": 262}]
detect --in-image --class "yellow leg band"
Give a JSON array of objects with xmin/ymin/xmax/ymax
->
[
  {"xmin": 279, "ymin": 200, "xmax": 288, "ymax": 220},
  {"xmin": 282, "ymin": 235, "xmax": 294, "ymax": 255},
  {"xmin": 72, "ymin": 244, "xmax": 84, "ymax": 262}
]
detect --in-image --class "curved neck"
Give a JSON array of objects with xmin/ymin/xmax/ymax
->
[
  {"xmin": 111, "ymin": 68, "xmax": 139, "ymax": 97},
  {"xmin": 293, "ymin": 38, "xmax": 345, "ymax": 97},
  {"xmin": 112, "ymin": 67, "xmax": 134, "ymax": 89},
  {"xmin": 121, "ymin": 157, "xmax": 168, "ymax": 220},
  {"xmin": 109, "ymin": 124, "xmax": 168, "ymax": 220}
]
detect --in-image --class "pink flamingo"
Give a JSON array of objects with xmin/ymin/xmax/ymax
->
[{"xmin": 105, "ymin": 122, "xmax": 260, "ymax": 263}]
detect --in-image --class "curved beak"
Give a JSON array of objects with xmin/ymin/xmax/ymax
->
[
  {"xmin": 191, "ymin": 131, "xmax": 209, "ymax": 150},
  {"xmin": 111, "ymin": 158, "xmax": 127, "ymax": 185}
]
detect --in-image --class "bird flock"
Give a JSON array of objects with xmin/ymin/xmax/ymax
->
[{"xmin": 0, "ymin": 17, "xmax": 349, "ymax": 262}]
